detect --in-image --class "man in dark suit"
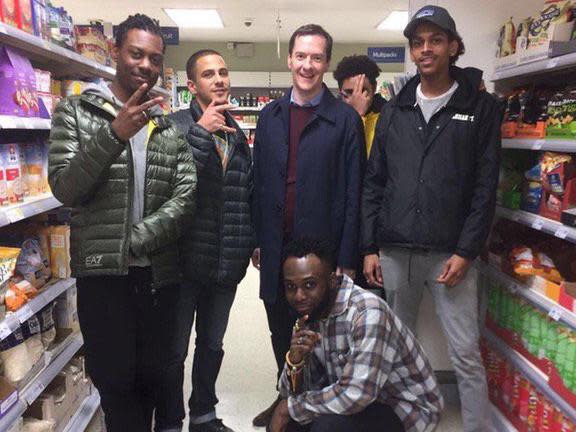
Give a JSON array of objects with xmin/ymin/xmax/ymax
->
[{"xmin": 251, "ymin": 23, "xmax": 365, "ymax": 427}]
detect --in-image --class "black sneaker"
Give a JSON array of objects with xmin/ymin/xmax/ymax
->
[{"xmin": 189, "ymin": 419, "xmax": 234, "ymax": 432}]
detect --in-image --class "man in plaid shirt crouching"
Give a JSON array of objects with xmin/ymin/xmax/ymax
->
[{"xmin": 269, "ymin": 237, "xmax": 444, "ymax": 432}]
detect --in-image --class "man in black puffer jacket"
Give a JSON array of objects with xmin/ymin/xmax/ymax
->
[{"xmin": 169, "ymin": 50, "xmax": 254, "ymax": 432}]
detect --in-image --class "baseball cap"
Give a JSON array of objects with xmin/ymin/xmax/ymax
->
[{"xmin": 403, "ymin": 5, "xmax": 460, "ymax": 40}]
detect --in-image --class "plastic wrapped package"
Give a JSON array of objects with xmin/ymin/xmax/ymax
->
[
  {"xmin": 5, "ymin": 278, "xmax": 37, "ymax": 311},
  {"xmin": 37, "ymin": 303, "xmax": 55, "ymax": 348},
  {"xmin": 0, "ymin": 326, "xmax": 33, "ymax": 383},
  {"xmin": 22, "ymin": 418, "xmax": 55, "ymax": 432},
  {"xmin": 16, "ymin": 238, "xmax": 51, "ymax": 289},
  {"xmin": 22, "ymin": 314, "xmax": 43, "ymax": 364}
]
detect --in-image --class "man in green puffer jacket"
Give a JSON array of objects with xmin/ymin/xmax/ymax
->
[{"xmin": 48, "ymin": 14, "xmax": 196, "ymax": 432}]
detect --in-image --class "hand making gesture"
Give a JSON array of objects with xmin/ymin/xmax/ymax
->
[{"xmin": 197, "ymin": 100, "xmax": 237, "ymax": 134}]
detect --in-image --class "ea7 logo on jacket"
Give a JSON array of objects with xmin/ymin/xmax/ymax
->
[
  {"xmin": 85, "ymin": 255, "xmax": 104, "ymax": 268},
  {"xmin": 452, "ymin": 113, "xmax": 475, "ymax": 122}
]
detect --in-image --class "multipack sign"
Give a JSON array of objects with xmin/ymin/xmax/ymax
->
[{"xmin": 367, "ymin": 47, "xmax": 405, "ymax": 64}]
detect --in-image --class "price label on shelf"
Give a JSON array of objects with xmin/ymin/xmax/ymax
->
[
  {"xmin": 548, "ymin": 307, "xmax": 563, "ymax": 322},
  {"xmin": 531, "ymin": 220, "xmax": 544, "ymax": 231},
  {"xmin": 546, "ymin": 58, "xmax": 560, "ymax": 69},
  {"xmin": 0, "ymin": 23, "xmax": 7, "ymax": 34},
  {"xmin": 532, "ymin": 140, "xmax": 544, "ymax": 150},
  {"xmin": 17, "ymin": 304, "xmax": 34, "ymax": 323},
  {"xmin": 6, "ymin": 207, "xmax": 25, "ymax": 223},
  {"xmin": 554, "ymin": 228, "xmax": 569, "ymax": 239},
  {"xmin": 0, "ymin": 322, "xmax": 12, "ymax": 340},
  {"xmin": 0, "ymin": 116, "xmax": 16, "ymax": 129},
  {"xmin": 25, "ymin": 381, "xmax": 46, "ymax": 404}
]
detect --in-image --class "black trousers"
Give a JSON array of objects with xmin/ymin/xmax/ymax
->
[
  {"xmin": 76, "ymin": 267, "xmax": 183, "ymax": 432},
  {"xmin": 285, "ymin": 402, "xmax": 405, "ymax": 432},
  {"xmin": 264, "ymin": 286, "xmax": 298, "ymax": 381}
]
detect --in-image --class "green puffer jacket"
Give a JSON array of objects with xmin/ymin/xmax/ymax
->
[{"xmin": 48, "ymin": 92, "xmax": 196, "ymax": 288}]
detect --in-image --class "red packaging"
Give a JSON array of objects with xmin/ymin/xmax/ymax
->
[
  {"xmin": 511, "ymin": 370, "xmax": 523, "ymax": 417},
  {"xmin": 0, "ymin": 0, "xmax": 18, "ymax": 27},
  {"xmin": 518, "ymin": 378, "xmax": 532, "ymax": 424},
  {"xmin": 16, "ymin": 0, "xmax": 32, "ymax": 33},
  {"xmin": 502, "ymin": 363, "xmax": 515, "ymax": 409},
  {"xmin": 528, "ymin": 391, "xmax": 543, "ymax": 432}
]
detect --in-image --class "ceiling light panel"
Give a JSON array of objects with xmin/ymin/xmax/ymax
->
[
  {"xmin": 164, "ymin": 9, "xmax": 224, "ymax": 28},
  {"xmin": 377, "ymin": 11, "xmax": 408, "ymax": 31}
]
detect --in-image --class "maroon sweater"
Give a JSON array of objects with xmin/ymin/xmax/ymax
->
[{"xmin": 284, "ymin": 104, "xmax": 316, "ymax": 234}]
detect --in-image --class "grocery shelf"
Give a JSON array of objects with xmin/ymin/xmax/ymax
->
[
  {"xmin": 0, "ymin": 333, "xmax": 83, "ymax": 431},
  {"xmin": 62, "ymin": 390, "xmax": 101, "ymax": 432},
  {"xmin": 496, "ymin": 206, "xmax": 576, "ymax": 244},
  {"xmin": 492, "ymin": 51, "xmax": 576, "ymax": 82},
  {"xmin": 0, "ymin": 23, "xmax": 169, "ymax": 97},
  {"xmin": 477, "ymin": 261, "xmax": 576, "ymax": 330},
  {"xmin": 483, "ymin": 328, "xmax": 576, "ymax": 423},
  {"xmin": 0, "ymin": 194, "xmax": 61, "ymax": 228},
  {"xmin": 0, "ymin": 116, "xmax": 51, "ymax": 130},
  {"xmin": 491, "ymin": 403, "xmax": 517, "ymax": 432},
  {"xmin": 0, "ymin": 278, "xmax": 76, "ymax": 342},
  {"xmin": 502, "ymin": 138, "xmax": 576, "ymax": 153}
]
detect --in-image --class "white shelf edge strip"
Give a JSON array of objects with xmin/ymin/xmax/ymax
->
[
  {"xmin": 492, "ymin": 51, "xmax": 576, "ymax": 82},
  {"xmin": 62, "ymin": 391, "xmax": 101, "ymax": 432},
  {"xmin": 478, "ymin": 261, "xmax": 576, "ymax": 330},
  {"xmin": 502, "ymin": 138, "xmax": 576, "ymax": 152},
  {"xmin": 0, "ymin": 333, "xmax": 83, "ymax": 430},
  {"xmin": 496, "ymin": 206, "xmax": 576, "ymax": 245},
  {"xmin": 483, "ymin": 328, "xmax": 576, "ymax": 423},
  {"xmin": 0, "ymin": 278, "xmax": 76, "ymax": 342},
  {"xmin": 491, "ymin": 403, "xmax": 517, "ymax": 432},
  {"xmin": 0, "ymin": 116, "xmax": 51, "ymax": 130},
  {"xmin": 0, "ymin": 194, "xmax": 62, "ymax": 228}
]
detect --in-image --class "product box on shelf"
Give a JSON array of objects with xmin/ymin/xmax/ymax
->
[
  {"xmin": 17, "ymin": 0, "xmax": 33, "ymax": 34},
  {"xmin": 0, "ymin": 0, "xmax": 18, "ymax": 27},
  {"xmin": 540, "ymin": 168, "xmax": 576, "ymax": 221},
  {"xmin": 0, "ymin": 45, "xmax": 42, "ymax": 118},
  {"xmin": 54, "ymin": 284, "xmax": 78, "ymax": 333},
  {"xmin": 559, "ymin": 281, "xmax": 576, "ymax": 312},
  {"xmin": 31, "ymin": 0, "xmax": 48, "ymax": 41},
  {"xmin": 74, "ymin": 24, "xmax": 109, "ymax": 65},
  {"xmin": 0, "ymin": 143, "xmax": 23, "ymax": 204}
]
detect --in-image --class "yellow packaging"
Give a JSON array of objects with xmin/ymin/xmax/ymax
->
[
  {"xmin": 48, "ymin": 225, "xmax": 70, "ymax": 279},
  {"xmin": 0, "ymin": 247, "xmax": 20, "ymax": 286}
]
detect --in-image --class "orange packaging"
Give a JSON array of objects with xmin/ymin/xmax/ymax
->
[
  {"xmin": 0, "ymin": 247, "xmax": 20, "ymax": 286},
  {"xmin": 49, "ymin": 225, "xmax": 70, "ymax": 279}
]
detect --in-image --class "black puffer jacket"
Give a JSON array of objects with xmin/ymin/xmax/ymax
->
[
  {"xmin": 362, "ymin": 66, "xmax": 501, "ymax": 259},
  {"xmin": 170, "ymin": 101, "xmax": 254, "ymax": 287}
]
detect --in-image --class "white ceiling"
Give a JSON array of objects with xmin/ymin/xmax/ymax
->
[{"xmin": 57, "ymin": 0, "xmax": 408, "ymax": 43}]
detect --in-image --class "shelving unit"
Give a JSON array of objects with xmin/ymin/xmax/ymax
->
[
  {"xmin": 477, "ymin": 261, "xmax": 576, "ymax": 330},
  {"xmin": 492, "ymin": 50, "xmax": 576, "ymax": 81},
  {"xmin": 0, "ymin": 278, "xmax": 76, "ymax": 342},
  {"xmin": 0, "ymin": 116, "xmax": 52, "ymax": 130},
  {"xmin": 491, "ymin": 403, "xmax": 517, "ymax": 432},
  {"xmin": 62, "ymin": 390, "xmax": 101, "ymax": 432},
  {"xmin": 483, "ymin": 329, "xmax": 576, "ymax": 423},
  {"xmin": 495, "ymin": 206, "xmax": 576, "ymax": 244},
  {"xmin": 0, "ymin": 194, "xmax": 62, "ymax": 228},
  {"xmin": 0, "ymin": 333, "xmax": 83, "ymax": 431},
  {"xmin": 502, "ymin": 138, "xmax": 576, "ymax": 153}
]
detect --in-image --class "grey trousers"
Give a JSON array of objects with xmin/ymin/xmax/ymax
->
[{"xmin": 379, "ymin": 247, "xmax": 490, "ymax": 432}]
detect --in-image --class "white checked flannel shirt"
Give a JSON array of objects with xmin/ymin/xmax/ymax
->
[{"xmin": 279, "ymin": 276, "xmax": 444, "ymax": 432}]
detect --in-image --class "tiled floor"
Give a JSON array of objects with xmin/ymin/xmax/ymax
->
[{"xmin": 181, "ymin": 267, "xmax": 464, "ymax": 432}]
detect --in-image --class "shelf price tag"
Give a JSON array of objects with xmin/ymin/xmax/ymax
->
[
  {"xmin": 546, "ymin": 58, "xmax": 560, "ymax": 69},
  {"xmin": 6, "ymin": 207, "xmax": 25, "ymax": 223},
  {"xmin": 17, "ymin": 304, "xmax": 34, "ymax": 323},
  {"xmin": 25, "ymin": 381, "xmax": 46, "ymax": 404},
  {"xmin": 0, "ymin": 322, "xmax": 12, "ymax": 340},
  {"xmin": 532, "ymin": 220, "xmax": 544, "ymax": 231},
  {"xmin": 548, "ymin": 306, "xmax": 563, "ymax": 322},
  {"xmin": 0, "ymin": 23, "xmax": 7, "ymax": 34},
  {"xmin": 0, "ymin": 116, "xmax": 15, "ymax": 129},
  {"xmin": 532, "ymin": 140, "xmax": 544, "ymax": 150},
  {"xmin": 554, "ymin": 228, "xmax": 569, "ymax": 239}
]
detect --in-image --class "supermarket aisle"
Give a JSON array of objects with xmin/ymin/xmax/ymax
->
[{"xmin": 182, "ymin": 266, "xmax": 464, "ymax": 432}]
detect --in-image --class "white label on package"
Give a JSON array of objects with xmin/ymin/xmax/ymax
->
[
  {"xmin": 531, "ymin": 220, "xmax": 544, "ymax": 231},
  {"xmin": 548, "ymin": 307, "xmax": 563, "ymax": 322},
  {"xmin": 17, "ymin": 305, "xmax": 34, "ymax": 323}
]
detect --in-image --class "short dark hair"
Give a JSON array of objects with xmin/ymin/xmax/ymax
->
[
  {"xmin": 289, "ymin": 24, "xmax": 333, "ymax": 62},
  {"xmin": 282, "ymin": 237, "xmax": 336, "ymax": 271},
  {"xmin": 186, "ymin": 49, "xmax": 223, "ymax": 80},
  {"xmin": 116, "ymin": 14, "xmax": 165, "ymax": 53},
  {"xmin": 409, "ymin": 28, "xmax": 465, "ymax": 65},
  {"xmin": 333, "ymin": 55, "xmax": 381, "ymax": 90}
]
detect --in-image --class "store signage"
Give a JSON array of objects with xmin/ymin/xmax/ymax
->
[
  {"xmin": 113, "ymin": 26, "xmax": 179, "ymax": 45},
  {"xmin": 367, "ymin": 47, "xmax": 405, "ymax": 63}
]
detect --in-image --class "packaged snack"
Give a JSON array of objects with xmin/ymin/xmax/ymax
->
[
  {"xmin": 0, "ymin": 326, "xmax": 33, "ymax": 383},
  {"xmin": 22, "ymin": 313, "xmax": 43, "ymax": 364},
  {"xmin": 75, "ymin": 24, "xmax": 109, "ymax": 65},
  {"xmin": 18, "ymin": 143, "xmax": 29, "ymax": 198},
  {"xmin": 0, "ymin": 246, "xmax": 20, "ymax": 286},
  {"xmin": 31, "ymin": 0, "xmax": 48, "ymax": 40},
  {"xmin": 5, "ymin": 278, "xmax": 36, "ymax": 310},
  {"xmin": 547, "ymin": 90, "xmax": 566, "ymax": 129},
  {"xmin": 0, "ymin": 144, "xmax": 23, "ymax": 203},
  {"xmin": 15, "ymin": 238, "xmax": 51, "ymax": 288},
  {"xmin": 17, "ymin": 0, "xmax": 32, "ymax": 33},
  {"xmin": 37, "ymin": 302, "xmax": 55, "ymax": 348},
  {"xmin": 0, "ymin": 0, "xmax": 18, "ymax": 27},
  {"xmin": 22, "ymin": 141, "xmax": 43, "ymax": 196},
  {"xmin": 0, "ymin": 46, "xmax": 41, "ymax": 117},
  {"xmin": 528, "ymin": 1, "xmax": 574, "ymax": 49},
  {"xmin": 499, "ymin": 17, "xmax": 516, "ymax": 57},
  {"xmin": 0, "ymin": 150, "xmax": 8, "ymax": 206},
  {"xmin": 517, "ymin": 17, "xmax": 533, "ymax": 50},
  {"xmin": 48, "ymin": 225, "xmax": 70, "ymax": 279}
]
